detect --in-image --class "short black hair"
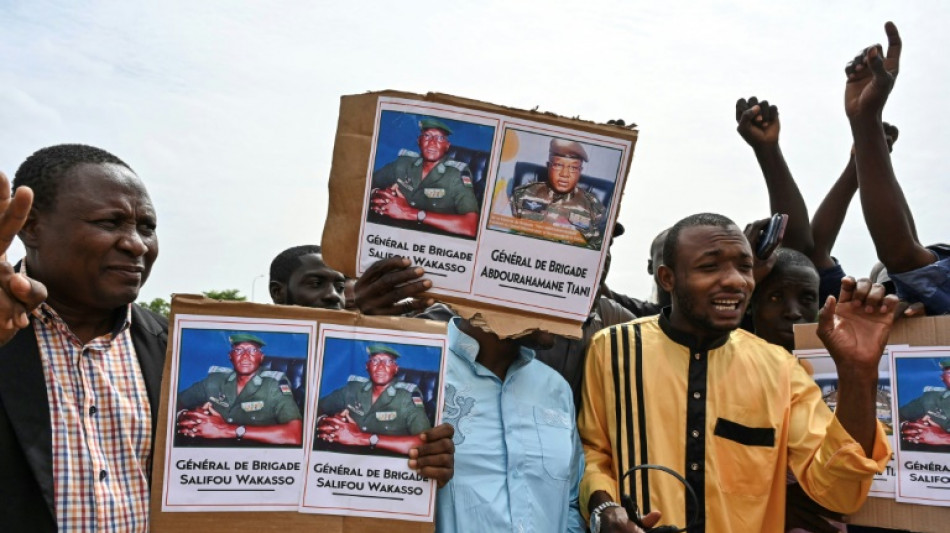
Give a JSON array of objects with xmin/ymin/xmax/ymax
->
[
  {"xmin": 770, "ymin": 247, "xmax": 817, "ymax": 275},
  {"xmin": 270, "ymin": 245, "xmax": 322, "ymax": 285},
  {"xmin": 13, "ymin": 144, "xmax": 131, "ymax": 212},
  {"xmin": 663, "ymin": 213, "xmax": 737, "ymax": 270}
]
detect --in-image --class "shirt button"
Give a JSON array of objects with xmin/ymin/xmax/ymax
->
[
  {"xmin": 89, "ymin": 406, "xmax": 97, "ymax": 416},
  {"xmin": 227, "ymin": 418, "xmax": 233, "ymax": 423},
  {"xmin": 694, "ymin": 353, "xmax": 701, "ymax": 360},
  {"xmin": 692, "ymin": 392, "xmax": 702, "ymax": 400},
  {"xmin": 99, "ymin": 470, "xmax": 107, "ymax": 481},
  {"xmin": 690, "ymin": 463, "xmax": 700, "ymax": 471},
  {"xmin": 691, "ymin": 429, "xmax": 700, "ymax": 438}
]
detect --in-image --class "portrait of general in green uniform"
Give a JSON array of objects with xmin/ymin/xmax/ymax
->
[
  {"xmin": 898, "ymin": 357, "xmax": 950, "ymax": 451},
  {"xmin": 175, "ymin": 330, "xmax": 308, "ymax": 448},
  {"xmin": 488, "ymin": 129, "xmax": 622, "ymax": 251},
  {"xmin": 368, "ymin": 111, "xmax": 495, "ymax": 240},
  {"xmin": 315, "ymin": 339, "xmax": 441, "ymax": 457}
]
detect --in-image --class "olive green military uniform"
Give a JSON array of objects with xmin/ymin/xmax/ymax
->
[
  {"xmin": 318, "ymin": 376, "xmax": 431, "ymax": 436},
  {"xmin": 509, "ymin": 181, "xmax": 607, "ymax": 249},
  {"xmin": 178, "ymin": 366, "xmax": 302, "ymax": 426},
  {"xmin": 372, "ymin": 152, "xmax": 478, "ymax": 215},
  {"xmin": 900, "ymin": 387, "xmax": 950, "ymax": 432}
]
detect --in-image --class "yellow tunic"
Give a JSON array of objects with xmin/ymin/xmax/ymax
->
[{"xmin": 578, "ymin": 313, "xmax": 890, "ymax": 532}]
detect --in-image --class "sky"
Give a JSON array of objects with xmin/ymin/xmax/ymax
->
[{"xmin": 2, "ymin": 0, "xmax": 948, "ymax": 305}]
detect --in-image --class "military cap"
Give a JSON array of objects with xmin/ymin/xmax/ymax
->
[
  {"xmin": 419, "ymin": 118, "xmax": 453, "ymax": 135},
  {"xmin": 549, "ymin": 139, "xmax": 589, "ymax": 162},
  {"xmin": 366, "ymin": 343, "xmax": 401, "ymax": 359},
  {"xmin": 940, "ymin": 358, "xmax": 950, "ymax": 370},
  {"xmin": 229, "ymin": 333, "xmax": 265, "ymax": 347}
]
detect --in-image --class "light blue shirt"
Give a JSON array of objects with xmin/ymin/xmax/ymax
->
[{"xmin": 435, "ymin": 319, "xmax": 585, "ymax": 533}]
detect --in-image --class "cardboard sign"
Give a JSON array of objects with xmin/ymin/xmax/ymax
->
[
  {"xmin": 795, "ymin": 317, "xmax": 950, "ymax": 533},
  {"xmin": 150, "ymin": 294, "xmax": 447, "ymax": 532},
  {"xmin": 321, "ymin": 91, "xmax": 638, "ymax": 339}
]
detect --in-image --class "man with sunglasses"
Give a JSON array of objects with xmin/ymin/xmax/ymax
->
[
  {"xmin": 176, "ymin": 333, "xmax": 303, "ymax": 445},
  {"xmin": 316, "ymin": 343, "xmax": 432, "ymax": 455},
  {"xmin": 371, "ymin": 117, "xmax": 479, "ymax": 238}
]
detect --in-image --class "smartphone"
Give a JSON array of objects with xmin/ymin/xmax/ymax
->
[{"xmin": 756, "ymin": 213, "xmax": 788, "ymax": 260}]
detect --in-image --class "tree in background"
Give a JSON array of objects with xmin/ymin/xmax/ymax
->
[
  {"xmin": 202, "ymin": 289, "xmax": 247, "ymax": 301},
  {"xmin": 137, "ymin": 289, "xmax": 246, "ymax": 318},
  {"xmin": 138, "ymin": 297, "xmax": 170, "ymax": 317}
]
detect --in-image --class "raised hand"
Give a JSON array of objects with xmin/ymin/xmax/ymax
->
[
  {"xmin": 736, "ymin": 96, "xmax": 780, "ymax": 147},
  {"xmin": 817, "ymin": 277, "xmax": 898, "ymax": 373},
  {"xmin": 0, "ymin": 171, "xmax": 47, "ymax": 345},
  {"xmin": 845, "ymin": 22, "xmax": 901, "ymax": 119}
]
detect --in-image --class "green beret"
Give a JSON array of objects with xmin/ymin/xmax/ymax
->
[
  {"xmin": 940, "ymin": 358, "xmax": 950, "ymax": 370},
  {"xmin": 366, "ymin": 343, "xmax": 400, "ymax": 359},
  {"xmin": 229, "ymin": 333, "xmax": 265, "ymax": 347},
  {"xmin": 419, "ymin": 118, "xmax": 453, "ymax": 135},
  {"xmin": 549, "ymin": 139, "xmax": 589, "ymax": 162}
]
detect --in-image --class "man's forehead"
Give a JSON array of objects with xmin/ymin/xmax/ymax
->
[
  {"xmin": 679, "ymin": 225, "xmax": 749, "ymax": 254},
  {"xmin": 53, "ymin": 162, "xmax": 152, "ymax": 211},
  {"xmin": 295, "ymin": 254, "xmax": 344, "ymax": 277},
  {"xmin": 420, "ymin": 127, "xmax": 449, "ymax": 137}
]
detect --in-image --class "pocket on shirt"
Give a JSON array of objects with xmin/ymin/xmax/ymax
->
[
  {"xmin": 533, "ymin": 406, "xmax": 573, "ymax": 481},
  {"xmin": 712, "ymin": 417, "xmax": 777, "ymax": 496}
]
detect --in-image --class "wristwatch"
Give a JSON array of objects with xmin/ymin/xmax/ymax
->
[
  {"xmin": 416, "ymin": 210, "xmax": 427, "ymax": 224},
  {"xmin": 369, "ymin": 434, "xmax": 379, "ymax": 449},
  {"xmin": 235, "ymin": 425, "xmax": 246, "ymax": 440},
  {"xmin": 589, "ymin": 501, "xmax": 622, "ymax": 533}
]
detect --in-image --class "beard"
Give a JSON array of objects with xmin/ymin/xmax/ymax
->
[{"xmin": 673, "ymin": 282, "xmax": 741, "ymax": 337}]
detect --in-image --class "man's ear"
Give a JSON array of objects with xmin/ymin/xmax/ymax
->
[
  {"xmin": 268, "ymin": 280, "xmax": 285, "ymax": 305},
  {"xmin": 18, "ymin": 208, "xmax": 41, "ymax": 248},
  {"xmin": 657, "ymin": 264, "xmax": 676, "ymax": 294}
]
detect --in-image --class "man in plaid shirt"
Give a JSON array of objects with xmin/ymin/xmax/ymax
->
[{"xmin": 0, "ymin": 144, "xmax": 166, "ymax": 533}]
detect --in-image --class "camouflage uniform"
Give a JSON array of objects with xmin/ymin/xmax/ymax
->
[
  {"xmin": 177, "ymin": 366, "xmax": 302, "ymax": 426},
  {"xmin": 372, "ymin": 152, "xmax": 478, "ymax": 215},
  {"xmin": 318, "ymin": 376, "xmax": 431, "ymax": 436},
  {"xmin": 900, "ymin": 387, "xmax": 950, "ymax": 432},
  {"xmin": 510, "ymin": 181, "xmax": 606, "ymax": 249}
]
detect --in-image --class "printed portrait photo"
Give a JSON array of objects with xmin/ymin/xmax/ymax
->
[
  {"xmin": 174, "ymin": 328, "xmax": 310, "ymax": 449},
  {"xmin": 487, "ymin": 128, "xmax": 622, "ymax": 252},
  {"xmin": 367, "ymin": 110, "xmax": 496, "ymax": 241},
  {"xmin": 895, "ymin": 356, "xmax": 950, "ymax": 452},
  {"xmin": 314, "ymin": 337, "xmax": 442, "ymax": 457}
]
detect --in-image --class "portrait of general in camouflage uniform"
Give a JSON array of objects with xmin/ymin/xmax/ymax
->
[
  {"xmin": 176, "ymin": 333, "xmax": 304, "ymax": 447},
  {"xmin": 370, "ymin": 116, "xmax": 481, "ymax": 239},
  {"xmin": 509, "ymin": 138, "xmax": 607, "ymax": 250},
  {"xmin": 316, "ymin": 343, "xmax": 433, "ymax": 456}
]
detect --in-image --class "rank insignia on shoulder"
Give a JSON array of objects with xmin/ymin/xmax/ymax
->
[
  {"xmin": 398, "ymin": 149, "xmax": 420, "ymax": 158},
  {"xmin": 241, "ymin": 401, "xmax": 264, "ymax": 412},
  {"xmin": 461, "ymin": 175, "xmax": 472, "ymax": 187},
  {"xmin": 279, "ymin": 384, "xmax": 292, "ymax": 395},
  {"xmin": 412, "ymin": 396, "xmax": 424, "ymax": 407}
]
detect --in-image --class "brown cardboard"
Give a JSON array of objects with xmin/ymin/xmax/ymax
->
[
  {"xmin": 795, "ymin": 316, "xmax": 950, "ymax": 532},
  {"xmin": 321, "ymin": 90, "xmax": 637, "ymax": 340},
  {"xmin": 150, "ymin": 294, "xmax": 446, "ymax": 533}
]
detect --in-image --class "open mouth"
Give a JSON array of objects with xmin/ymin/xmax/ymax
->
[{"xmin": 712, "ymin": 299, "xmax": 741, "ymax": 312}]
